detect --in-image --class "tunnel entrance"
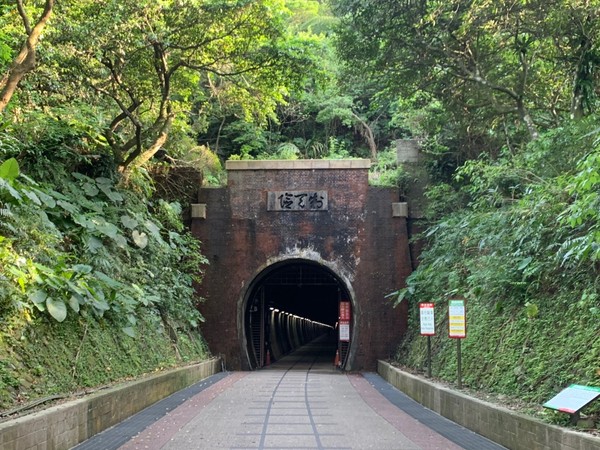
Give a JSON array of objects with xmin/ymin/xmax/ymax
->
[{"xmin": 244, "ymin": 260, "xmax": 353, "ymax": 370}]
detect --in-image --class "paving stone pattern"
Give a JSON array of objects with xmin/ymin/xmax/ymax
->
[{"xmin": 73, "ymin": 337, "xmax": 507, "ymax": 450}]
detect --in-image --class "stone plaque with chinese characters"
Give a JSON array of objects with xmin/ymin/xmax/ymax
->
[{"xmin": 267, "ymin": 191, "xmax": 328, "ymax": 211}]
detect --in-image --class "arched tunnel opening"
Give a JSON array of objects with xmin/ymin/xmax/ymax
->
[{"xmin": 244, "ymin": 260, "xmax": 353, "ymax": 370}]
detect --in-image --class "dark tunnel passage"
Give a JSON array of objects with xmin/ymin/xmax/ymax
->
[{"xmin": 244, "ymin": 260, "xmax": 353, "ymax": 370}]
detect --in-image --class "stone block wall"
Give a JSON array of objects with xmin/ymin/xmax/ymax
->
[{"xmin": 396, "ymin": 139, "xmax": 421, "ymax": 164}]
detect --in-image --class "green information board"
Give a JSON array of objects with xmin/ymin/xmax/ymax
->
[{"xmin": 543, "ymin": 384, "xmax": 600, "ymax": 414}]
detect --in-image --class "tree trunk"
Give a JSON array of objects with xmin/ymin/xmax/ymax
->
[
  {"xmin": 351, "ymin": 111, "xmax": 377, "ymax": 160},
  {"xmin": 516, "ymin": 99, "xmax": 539, "ymax": 141},
  {"xmin": 121, "ymin": 114, "xmax": 174, "ymax": 172},
  {"xmin": 0, "ymin": 0, "xmax": 54, "ymax": 114}
]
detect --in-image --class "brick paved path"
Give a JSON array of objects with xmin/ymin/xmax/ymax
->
[{"xmin": 74, "ymin": 338, "xmax": 505, "ymax": 450}]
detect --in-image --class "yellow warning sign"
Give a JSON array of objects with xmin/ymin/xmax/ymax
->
[{"xmin": 448, "ymin": 299, "xmax": 466, "ymax": 338}]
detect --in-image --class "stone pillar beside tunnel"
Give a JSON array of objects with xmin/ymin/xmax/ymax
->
[
  {"xmin": 396, "ymin": 139, "xmax": 429, "ymax": 269},
  {"xmin": 191, "ymin": 160, "xmax": 412, "ymax": 371}
]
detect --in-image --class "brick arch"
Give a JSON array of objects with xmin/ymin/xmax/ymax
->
[{"xmin": 239, "ymin": 257, "xmax": 358, "ymax": 370}]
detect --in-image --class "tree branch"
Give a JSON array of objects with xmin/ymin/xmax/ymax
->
[
  {"xmin": 351, "ymin": 111, "xmax": 377, "ymax": 160},
  {"xmin": 16, "ymin": 0, "xmax": 32, "ymax": 35},
  {"xmin": 0, "ymin": 0, "xmax": 54, "ymax": 114}
]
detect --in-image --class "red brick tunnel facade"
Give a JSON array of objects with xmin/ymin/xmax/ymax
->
[{"xmin": 191, "ymin": 160, "xmax": 413, "ymax": 371}]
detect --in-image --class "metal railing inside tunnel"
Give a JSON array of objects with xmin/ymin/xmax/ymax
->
[{"xmin": 250, "ymin": 307, "xmax": 334, "ymax": 368}]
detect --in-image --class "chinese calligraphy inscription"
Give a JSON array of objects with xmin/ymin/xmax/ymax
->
[{"xmin": 267, "ymin": 191, "xmax": 328, "ymax": 211}]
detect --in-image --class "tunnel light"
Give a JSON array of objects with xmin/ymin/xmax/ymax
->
[{"xmin": 267, "ymin": 308, "xmax": 334, "ymax": 329}]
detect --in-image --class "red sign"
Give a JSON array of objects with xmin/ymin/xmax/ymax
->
[
  {"xmin": 339, "ymin": 301, "xmax": 351, "ymax": 321},
  {"xmin": 419, "ymin": 302, "xmax": 435, "ymax": 336}
]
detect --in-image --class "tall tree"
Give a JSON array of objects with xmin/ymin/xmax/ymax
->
[
  {"xmin": 544, "ymin": 1, "xmax": 600, "ymax": 119},
  {"xmin": 332, "ymin": 0, "xmax": 600, "ymax": 146},
  {"xmin": 51, "ymin": 0, "xmax": 312, "ymax": 173},
  {"xmin": 0, "ymin": 0, "xmax": 54, "ymax": 114}
]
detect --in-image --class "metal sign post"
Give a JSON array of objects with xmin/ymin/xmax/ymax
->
[
  {"xmin": 419, "ymin": 303, "xmax": 435, "ymax": 378},
  {"xmin": 448, "ymin": 299, "xmax": 466, "ymax": 388}
]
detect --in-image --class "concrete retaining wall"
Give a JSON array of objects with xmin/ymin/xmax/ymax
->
[
  {"xmin": 0, "ymin": 358, "xmax": 221, "ymax": 450},
  {"xmin": 378, "ymin": 361, "xmax": 600, "ymax": 450}
]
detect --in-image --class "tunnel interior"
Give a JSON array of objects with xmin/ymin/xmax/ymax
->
[{"xmin": 244, "ymin": 260, "xmax": 352, "ymax": 370}]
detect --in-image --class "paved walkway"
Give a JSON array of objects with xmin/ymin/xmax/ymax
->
[{"xmin": 74, "ymin": 338, "xmax": 506, "ymax": 450}]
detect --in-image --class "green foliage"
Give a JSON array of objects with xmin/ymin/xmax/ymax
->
[
  {"xmin": 285, "ymin": 0, "xmax": 337, "ymax": 34},
  {"xmin": 198, "ymin": 10, "xmax": 347, "ymax": 162},
  {"xmin": 391, "ymin": 120, "xmax": 600, "ymax": 420},
  {"xmin": 332, "ymin": 0, "xmax": 600, "ymax": 173},
  {"xmin": 315, "ymin": 95, "xmax": 355, "ymax": 127},
  {"xmin": 0, "ymin": 122, "xmax": 210, "ymax": 410},
  {"xmin": 396, "ymin": 296, "xmax": 599, "ymax": 415},
  {"xmin": 325, "ymin": 136, "xmax": 352, "ymax": 159},
  {"xmin": 226, "ymin": 120, "xmax": 271, "ymax": 158},
  {"xmin": 0, "ymin": 38, "xmax": 12, "ymax": 66},
  {"xmin": 258, "ymin": 142, "xmax": 301, "ymax": 160},
  {"xmin": 2, "ymin": 0, "xmax": 599, "ymax": 428},
  {"xmin": 389, "ymin": 91, "xmax": 447, "ymax": 141},
  {"xmin": 0, "ymin": 311, "xmax": 209, "ymax": 410},
  {"xmin": 0, "ymin": 358, "xmax": 20, "ymax": 407},
  {"xmin": 558, "ymin": 147, "xmax": 600, "ymax": 264},
  {"xmin": 0, "ymin": 131, "xmax": 207, "ymax": 330},
  {"xmin": 44, "ymin": 0, "xmax": 319, "ymax": 171},
  {"xmin": 0, "ymin": 158, "xmax": 19, "ymax": 181},
  {"xmin": 369, "ymin": 146, "xmax": 410, "ymax": 189}
]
